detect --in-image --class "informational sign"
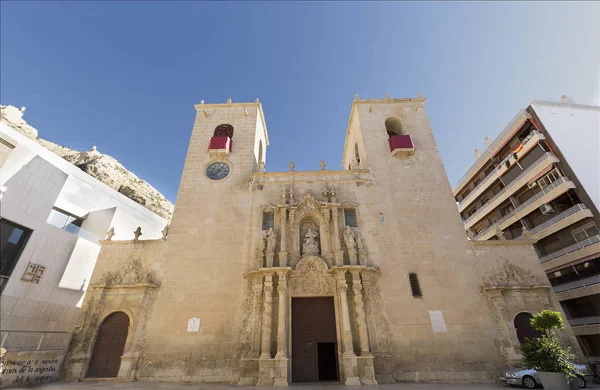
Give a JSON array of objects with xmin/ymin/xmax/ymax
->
[
  {"xmin": 428, "ymin": 310, "xmax": 447, "ymax": 333},
  {"xmin": 187, "ymin": 317, "xmax": 200, "ymax": 332}
]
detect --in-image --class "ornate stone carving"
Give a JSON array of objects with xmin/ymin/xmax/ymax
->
[
  {"xmin": 351, "ymin": 270, "xmax": 370, "ymax": 355},
  {"xmin": 356, "ymin": 231, "xmax": 368, "ymax": 266},
  {"xmin": 481, "ymin": 258, "xmax": 541, "ymax": 288},
  {"xmin": 320, "ymin": 160, "xmax": 326, "ymax": 171},
  {"xmin": 106, "ymin": 227, "xmax": 115, "ymax": 241},
  {"xmin": 362, "ymin": 269, "xmax": 393, "ymax": 354},
  {"xmin": 289, "ymin": 256, "xmax": 334, "ymax": 297},
  {"xmin": 302, "ymin": 228, "xmax": 320, "ymax": 256},
  {"xmin": 288, "ymin": 161, "xmax": 294, "ymax": 172},
  {"xmin": 133, "ymin": 226, "xmax": 142, "ymax": 241},
  {"xmin": 256, "ymin": 234, "xmax": 266, "ymax": 268},
  {"xmin": 101, "ymin": 258, "xmax": 159, "ymax": 287}
]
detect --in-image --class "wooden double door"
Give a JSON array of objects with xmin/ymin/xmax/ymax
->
[
  {"xmin": 87, "ymin": 312, "xmax": 129, "ymax": 378},
  {"xmin": 291, "ymin": 297, "xmax": 339, "ymax": 382}
]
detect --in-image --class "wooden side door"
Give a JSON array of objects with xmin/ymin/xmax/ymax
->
[{"xmin": 87, "ymin": 312, "xmax": 130, "ymax": 378}]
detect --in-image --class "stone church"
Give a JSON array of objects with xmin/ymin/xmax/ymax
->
[{"xmin": 62, "ymin": 95, "xmax": 582, "ymax": 385}]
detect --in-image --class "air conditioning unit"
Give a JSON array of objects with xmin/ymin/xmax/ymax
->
[
  {"xmin": 528, "ymin": 181, "xmax": 538, "ymax": 189},
  {"xmin": 540, "ymin": 204, "xmax": 554, "ymax": 215}
]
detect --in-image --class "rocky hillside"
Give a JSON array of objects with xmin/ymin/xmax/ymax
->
[{"xmin": 0, "ymin": 105, "xmax": 174, "ymax": 220}]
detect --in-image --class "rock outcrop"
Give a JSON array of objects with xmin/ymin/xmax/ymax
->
[{"xmin": 0, "ymin": 105, "xmax": 174, "ymax": 220}]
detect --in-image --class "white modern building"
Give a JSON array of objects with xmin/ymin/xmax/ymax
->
[
  {"xmin": 454, "ymin": 96, "xmax": 600, "ymax": 360},
  {"xmin": 0, "ymin": 106, "xmax": 167, "ymax": 385}
]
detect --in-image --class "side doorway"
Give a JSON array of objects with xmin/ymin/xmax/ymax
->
[{"xmin": 86, "ymin": 312, "xmax": 130, "ymax": 378}]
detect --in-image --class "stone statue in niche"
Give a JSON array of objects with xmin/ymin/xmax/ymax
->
[
  {"xmin": 265, "ymin": 228, "xmax": 278, "ymax": 255},
  {"xmin": 256, "ymin": 234, "xmax": 266, "ymax": 267},
  {"xmin": 302, "ymin": 228, "xmax": 320, "ymax": 256},
  {"xmin": 344, "ymin": 225, "xmax": 358, "ymax": 265},
  {"xmin": 343, "ymin": 225, "xmax": 356, "ymax": 251}
]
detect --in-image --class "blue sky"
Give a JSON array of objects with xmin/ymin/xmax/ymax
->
[{"xmin": 2, "ymin": 2, "xmax": 599, "ymax": 203}]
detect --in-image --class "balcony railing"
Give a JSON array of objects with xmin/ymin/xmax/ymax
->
[
  {"xmin": 517, "ymin": 204, "xmax": 588, "ymax": 239},
  {"xmin": 541, "ymin": 235, "xmax": 600, "ymax": 263},
  {"xmin": 568, "ymin": 316, "xmax": 600, "ymax": 327},
  {"xmin": 552, "ymin": 273, "xmax": 600, "ymax": 293},
  {"xmin": 464, "ymin": 151, "xmax": 555, "ymax": 227},
  {"xmin": 458, "ymin": 130, "xmax": 544, "ymax": 210},
  {"xmin": 473, "ymin": 176, "xmax": 570, "ymax": 240},
  {"xmin": 0, "ymin": 330, "xmax": 70, "ymax": 351}
]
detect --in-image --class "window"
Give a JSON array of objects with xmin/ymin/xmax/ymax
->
[
  {"xmin": 262, "ymin": 212, "xmax": 274, "ymax": 230},
  {"xmin": 408, "ymin": 273, "xmax": 422, "ymax": 298},
  {"xmin": 47, "ymin": 207, "xmax": 84, "ymax": 234},
  {"xmin": 572, "ymin": 222, "xmax": 600, "ymax": 242},
  {"xmin": 385, "ymin": 117, "xmax": 403, "ymax": 138},
  {"xmin": 354, "ymin": 143, "xmax": 360, "ymax": 164},
  {"xmin": 213, "ymin": 124, "xmax": 234, "ymax": 138},
  {"xmin": 1, "ymin": 219, "xmax": 33, "ymax": 293},
  {"xmin": 344, "ymin": 209, "xmax": 357, "ymax": 227}
]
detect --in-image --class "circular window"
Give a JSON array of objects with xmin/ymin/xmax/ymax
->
[{"xmin": 206, "ymin": 161, "xmax": 230, "ymax": 181}]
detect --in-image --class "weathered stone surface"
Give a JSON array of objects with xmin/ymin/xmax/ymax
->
[{"xmin": 0, "ymin": 105, "xmax": 174, "ymax": 219}]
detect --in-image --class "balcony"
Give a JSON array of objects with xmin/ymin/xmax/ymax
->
[
  {"xmin": 541, "ymin": 234, "xmax": 600, "ymax": 264},
  {"xmin": 552, "ymin": 274, "xmax": 600, "ymax": 302},
  {"xmin": 458, "ymin": 131, "xmax": 546, "ymax": 212},
  {"xmin": 208, "ymin": 136, "xmax": 232, "ymax": 156},
  {"xmin": 464, "ymin": 152, "xmax": 559, "ymax": 230},
  {"xmin": 389, "ymin": 135, "xmax": 414, "ymax": 156},
  {"xmin": 518, "ymin": 204, "xmax": 593, "ymax": 241},
  {"xmin": 568, "ymin": 316, "xmax": 600, "ymax": 336},
  {"xmin": 569, "ymin": 316, "xmax": 600, "ymax": 327},
  {"xmin": 473, "ymin": 176, "xmax": 574, "ymax": 240}
]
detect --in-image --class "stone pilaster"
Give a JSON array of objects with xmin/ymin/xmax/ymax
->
[
  {"xmin": 249, "ymin": 274, "xmax": 264, "ymax": 357},
  {"xmin": 351, "ymin": 269, "xmax": 370, "ymax": 355},
  {"xmin": 335, "ymin": 270, "xmax": 355, "ymax": 357},
  {"xmin": 278, "ymin": 208, "xmax": 288, "ymax": 267},
  {"xmin": 260, "ymin": 271, "xmax": 274, "ymax": 359},
  {"xmin": 275, "ymin": 270, "xmax": 289, "ymax": 358},
  {"xmin": 332, "ymin": 207, "xmax": 344, "ymax": 266}
]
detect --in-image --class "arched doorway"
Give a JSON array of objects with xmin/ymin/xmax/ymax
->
[
  {"xmin": 514, "ymin": 312, "xmax": 542, "ymax": 344},
  {"xmin": 87, "ymin": 312, "xmax": 130, "ymax": 378}
]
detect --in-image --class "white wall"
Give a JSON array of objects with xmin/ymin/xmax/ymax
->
[
  {"xmin": 532, "ymin": 102, "xmax": 600, "ymax": 211},
  {"xmin": 58, "ymin": 237, "xmax": 102, "ymax": 292}
]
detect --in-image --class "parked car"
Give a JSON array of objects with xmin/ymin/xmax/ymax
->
[{"xmin": 499, "ymin": 364, "xmax": 592, "ymax": 388}]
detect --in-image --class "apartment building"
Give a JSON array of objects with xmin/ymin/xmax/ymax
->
[
  {"xmin": 454, "ymin": 96, "xmax": 600, "ymax": 360},
  {"xmin": 0, "ymin": 106, "xmax": 167, "ymax": 386}
]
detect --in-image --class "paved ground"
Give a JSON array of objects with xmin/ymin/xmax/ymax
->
[{"xmin": 8, "ymin": 381, "xmax": 600, "ymax": 390}]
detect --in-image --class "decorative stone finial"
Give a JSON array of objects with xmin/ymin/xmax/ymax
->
[
  {"xmin": 161, "ymin": 225, "xmax": 169, "ymax": 240},
  {"xmin": 289, "ymin": 161, "xmax": 295, "ymax": 172},
  {"xmin": 133, "ymin": 226, "xmax": 142, "ymax": 241},
  {"xmin": 92, "ymin": 145, "xmax": 97, "ymax": 151},
  {"xmin": 200, "ymin": 100, "xmax": 204, "ymax": 104},
  {"xmin": 106, "ymin": 227, "xmax": 115, "ymax": 241},
  {"xmin": 320, "ymin": 160, "xmax": 326, "ymax": 171},
  {"xmin": 19, "ymin": 106, "xmax": 26, "ymax": 112},
  {"xmin": 354, "ymin": 94, "xmax": 359, "ymax": 101},
  {"xmin": 417, "ymin": 92, "xmax": 423, "ymax": 99},
  {"xmin": 255, "ymin": 98, "xmax": 260, "ymax": 103},
  {"xmin": 227, "ymin": 98, "xmax": 232, "ymax": 104},
  {"xmin": 385, "ymin": 93, "xmax": 391, "ymax": 101}
]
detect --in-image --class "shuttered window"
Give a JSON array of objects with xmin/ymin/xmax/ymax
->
[{"xmin": 408, "ymin": 273, "xmax": 422, "ymax": 298}]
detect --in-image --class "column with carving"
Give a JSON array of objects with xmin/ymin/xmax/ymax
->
[
  {"xmin": 351, "ymin": 269, "xmax": 370, "ymax": 355},
  {"xmin": 332, "ymin": 207, "xmax": 344, "ymax": 266},
  {"xmin": 260, "ymin": 272, "xmax": 274, "ymax": 359},
  {"xmin": 335, "ymin": 270, "xmax": 355, "ymax": 356},
  {"xmin": 275, "ymin": 269, "xmax": 288, "ymax": 358},
  {"xmin": 278, "ymin": 208, "xmax": 288, "ymax": 267},
  {"xmin": 250, "ymin": 274, "xmax": 264, "ymax": 357}
]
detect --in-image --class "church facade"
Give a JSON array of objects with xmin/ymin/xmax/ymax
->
[{"xmin": 62, "ymin": 96, "xmax": 582, "ymax": 385}]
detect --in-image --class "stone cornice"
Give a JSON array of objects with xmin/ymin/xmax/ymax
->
[
  {"xmin": 251, "ymin": 169, "xmax": 372, "ymax": 186},
  {"xmin": 480, "ymin": 284, "xmax": 551, "ymax": 292}
]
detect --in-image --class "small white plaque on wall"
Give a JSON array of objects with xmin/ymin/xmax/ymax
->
[
  {"xmin": 428, "ymin": 310, "xmax": 448, "ymax": 333},
  {"xmin": 187, "ymin": 317, "xmax": 200, "ymax": 332}
]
